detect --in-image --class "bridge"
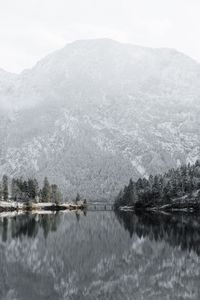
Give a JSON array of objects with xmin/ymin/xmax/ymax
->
[{"xmin": 87, "ymin": 201, "xmax": 113, "ymax": 211}]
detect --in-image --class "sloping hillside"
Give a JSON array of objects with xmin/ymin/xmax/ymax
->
[{"xmin": 0, "ymin": 39, "xmax": 200, "ymax": 199}]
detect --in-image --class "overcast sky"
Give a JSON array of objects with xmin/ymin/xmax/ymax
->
[{"xmin": 0, "ymin": 0, "xmax": 200, "ymax": 73}]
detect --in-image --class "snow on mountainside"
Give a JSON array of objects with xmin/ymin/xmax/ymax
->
[{"xmin": 0, "ymin": 39, "xmax": 200, "ymax": 200}]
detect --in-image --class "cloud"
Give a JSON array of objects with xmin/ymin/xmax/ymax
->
[
  {"xmin": 0, "ymin": 14, "xmax": 66, "ymax": 72},
  {"xmin": 0, "ymin": 0, "xmax": 199, "ymax": 72}
]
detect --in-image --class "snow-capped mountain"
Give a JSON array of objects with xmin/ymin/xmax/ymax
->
[{"xmin": 0, "ymin": 39, "xmax": 200, "ymax": 200}]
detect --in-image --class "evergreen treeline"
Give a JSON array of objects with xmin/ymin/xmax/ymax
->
[
  {"xmin": 0, "ymin": 175, "xmax": 62, "ymax": 203},
  {"xmin": 114, "ymin": 160, "xmax": 200, "ymax": 209}
]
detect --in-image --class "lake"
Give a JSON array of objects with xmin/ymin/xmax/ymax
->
[{"xmin": 0, "ymin": 209, "xmax": 200, "ymax": 300}]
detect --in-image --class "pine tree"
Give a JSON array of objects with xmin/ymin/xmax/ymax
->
[
  {"xmin": 2, "ymin": 175, "xmax": 8, "ymax": 201},
  {"xmin": 11, "ymin": 178, "xmax": 19, "ymax": 200},
  {"xmin": 41, "ymin": 177, "xmax": 51, "ymax": 202},
  {"xmin": 51, "ymin": 184, "xmax": 61, "ymax": 203},
  {"xmin": 0, "ymin": 183, "xmax": 2, "ymax": 201},
  {"xmin": 75, "ymin": 193, "xmax": 81, "ymax": 204},
  {"xmin": 123, "ymin": 179, "xmax": 135, "ymax": 205},
  {"xmin": 28, "ymin": 178, "xmax": 39, "ymax": 200},
  {"xmin": 23, "ymin": 180, "xmax": 28, "ymax": 200},
  {"xmin": 152, "ymin": 175, "xmax": 160, "ymax": 200}
]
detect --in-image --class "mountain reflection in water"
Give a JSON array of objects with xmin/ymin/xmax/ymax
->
[{"xmin": 0, "ymin": 210, "xmax": 200, "ymax": 300}]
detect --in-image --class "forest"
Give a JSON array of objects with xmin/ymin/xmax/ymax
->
[
  {"xmin": 0, "ymin": 176, "xmax": 63, "ymax": 203},
  {"xmin": 114, "ymin": 160, "xmax": 200, "ymax": 210}
]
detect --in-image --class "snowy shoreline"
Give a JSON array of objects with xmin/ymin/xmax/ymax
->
[{"xmin": 0, "ymin": 201, "xmax": 87, "ymax": 213}]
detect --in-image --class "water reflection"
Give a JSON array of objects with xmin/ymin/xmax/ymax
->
[
  {"xmin": 0, "ymin": 211, "xmax": 200, "ymax": 299},
  {"xmin": 2, "ymin": 210, "xmax": 200, "ymax": 256},
  {"xmin": 115, "ymin": 210, "xmax": 200, "ymax": 255},
  {"xmin": 0, "ymin": 213, "xmax": 61, "ymax": 241}
]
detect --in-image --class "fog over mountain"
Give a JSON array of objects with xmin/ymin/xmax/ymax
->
[{"xmin": 0, "ymin": 39, "xmax": 200, "ymax": 200}]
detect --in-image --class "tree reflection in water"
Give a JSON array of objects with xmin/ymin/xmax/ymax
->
[
  {"xmin": 0, "ymin": 210, "xmax": 200, "ymax": 299},
  {"xmin": 115, "ymin": 210, "xmax": 200, "ymax": 255},
  {"xmin": 0, "ymin": 213, "xmax": 61, "ymax": 242},
  {"xmin": 1, "ymin": 210, "xmax": 200, "ymax": 255}
]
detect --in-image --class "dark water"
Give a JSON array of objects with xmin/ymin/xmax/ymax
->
[{"xmin": 0, "ymin": 210, "xmax": 200, "ymax": 300}]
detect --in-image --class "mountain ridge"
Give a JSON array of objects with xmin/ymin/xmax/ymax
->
[{"xmin": 1, "ymin": 38, "xmax": 199, "ymax": 77}]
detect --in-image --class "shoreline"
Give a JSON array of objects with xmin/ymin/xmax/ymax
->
[
  {"xmin": 117, "ymin": 202, "xmax": 200, "ymax": 213},
  {"xmin": 0, "ymin": 201, "xmax": 87, "ymax": 213}
]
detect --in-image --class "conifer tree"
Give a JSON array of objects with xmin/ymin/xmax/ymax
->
[
  {"xmin": 11, "ymin": 178, "xmax": 18, "ymax": 200},
  {"xmin": 0, "ymin": 183, "xmax": 2, "ymax": 201},
  {"xmin": 41, "ymin": 177, "xmax": 51, "ymax": 202},
  {"xmin": 2, "ymin": 175, "xmax": 8, "ymax": 201}
]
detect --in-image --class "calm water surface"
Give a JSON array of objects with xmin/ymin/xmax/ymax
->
[{"xmin": 0, "ymin": 209, "xmax": 200, "ymax": 300}]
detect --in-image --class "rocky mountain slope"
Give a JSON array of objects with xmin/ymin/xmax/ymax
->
[{"xmin": 0, "ymin": 39, "xmax": 200, "ymax": 200}]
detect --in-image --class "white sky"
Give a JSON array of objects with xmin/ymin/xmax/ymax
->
[{"xmin": 0, "ymin": 0, "xmax": 200, "ymax": 73}]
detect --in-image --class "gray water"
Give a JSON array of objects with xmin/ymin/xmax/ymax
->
[{"xmin": 0, "ymin": 210, "xmax": 200, "ymax": 300}]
